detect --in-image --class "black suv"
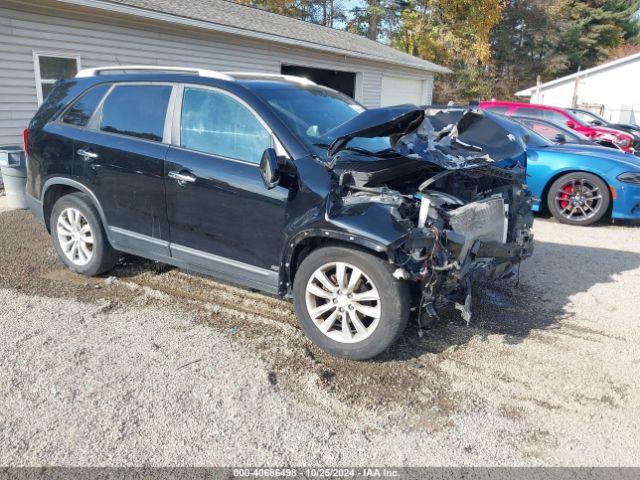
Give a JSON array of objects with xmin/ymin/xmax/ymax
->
[{"xmin": 25, "ymin": 66, "xmax": 534, "ymax": 360}]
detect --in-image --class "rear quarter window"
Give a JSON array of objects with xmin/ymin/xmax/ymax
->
[
  {"xmin": 61, "ymin": 84, "xmax": 111, "ymax": 127},
  {"xmin": 100, "ymin": 84, "xmax": 172, "ymax": 142}
]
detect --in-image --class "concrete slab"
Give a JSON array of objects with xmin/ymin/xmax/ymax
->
[{"xmin": 0, "ymin": 192, "xmax": 12, "ymax": 214}]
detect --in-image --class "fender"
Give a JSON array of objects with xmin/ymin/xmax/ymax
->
[{"xmin": 279, "ymin": 227, "xmax": 400, "ymax": 296}]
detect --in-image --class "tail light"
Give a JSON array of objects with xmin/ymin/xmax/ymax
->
[{"xmin": 22, "ymin": 128, "xmax": 29, "ymax": 156}]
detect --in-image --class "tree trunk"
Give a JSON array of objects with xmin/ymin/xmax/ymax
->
[
  {"xmin": 328, "ymin": 0, "xmax": 334, "ymax": 27},
  {"xmin": 322, "ymin": 0, "xmax": 328, "ymax": 26},
  {"xmin": 367, "ymin": 0, "xmax": 380, "ymax": 40}
]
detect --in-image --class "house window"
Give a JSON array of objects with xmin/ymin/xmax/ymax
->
[{"xmin": 33, "ymin": 53, "xmax": 81, "ymax": 105}]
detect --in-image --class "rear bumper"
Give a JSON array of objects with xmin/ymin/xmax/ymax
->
[{"xmin": 25, "ymin": 192, "xmax": 45, "ymax": 224}]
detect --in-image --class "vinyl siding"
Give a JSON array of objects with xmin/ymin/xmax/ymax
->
[{"xmin": 0, "ymin": 1, "xmax": 437, "ymax": 146}]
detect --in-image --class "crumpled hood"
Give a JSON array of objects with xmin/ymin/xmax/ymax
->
[
  {"xmin": 325, "ymin": 105, "xmax": 424, "ymax": 156},
  {"xmin": 401, "ymin": 109, "xmax": 528, "ymax": 169},
  {"xmin": 325, "ymin": 106, "xmax": 528, "ymax": 171}
]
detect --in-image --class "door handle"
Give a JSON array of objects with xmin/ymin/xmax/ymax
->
[
  {"xmin": 77, "ymin": 149, "xmax": 98, "ymax": 160},
  {"xmin": 168, "ymin": 171, "xmax": 196, "ymax": 185}
]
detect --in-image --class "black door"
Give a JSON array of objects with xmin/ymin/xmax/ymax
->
[
  {"xmin": 165, "ymin": 86, "xmax": 289, "ymax": 292},
  {"xmin": 74, "ymin": 83, "xmax": 173, "ymax": 259}
]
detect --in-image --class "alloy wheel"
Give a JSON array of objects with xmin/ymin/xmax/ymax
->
[
  {"xmin": 305, "ymin": 261, "xmax": 381, "ymax": 344},
  {"xmin": 56, "ymin": 207, "xmax": 95, "ymax": 266},
  {"xmin": 555, "ymin": 178, "xmax": 603, "ymax": 222}
]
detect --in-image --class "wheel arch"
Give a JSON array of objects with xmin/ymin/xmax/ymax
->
[
  {"xmin": 41, "ymin": 178, "xmax": 110, "ymax": 237},
  {"xmin": 539, "ymin": 169, "xmax": 612, "ymax": 214},
  {"xmin": 280, "ymin": 230, "xmax": 391, "ymax": 296}
]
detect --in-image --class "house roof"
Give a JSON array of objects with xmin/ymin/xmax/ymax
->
[
  {"xmin": 58, "ymin": 0, "xmax": 450, "ymax": 73},
  {"xmin": 516, "ymin": 52, "xmax": 640, "ymax": 96}
]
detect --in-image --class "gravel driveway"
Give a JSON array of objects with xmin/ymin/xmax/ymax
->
[{"xmin": 0, "ymin": 210, "xmax": 639, "ymax": 466}]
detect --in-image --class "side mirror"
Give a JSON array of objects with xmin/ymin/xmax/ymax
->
[
  {"xmin": 566, "ymin": 120, "xmax": 576, "ymax": 129},
  {"xmin": 554, "ymin": 133, "xmax": 567, "ymax": 144},
  {"xmin": 260, "ymin": 148, "xmax": 280, "ymax": 190}
]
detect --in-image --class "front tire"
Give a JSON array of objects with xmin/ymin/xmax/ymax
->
[
  {"xmin": 50, "ymin": 193, "xmax": 119, "ymax": 276},
  {"xmin": 546, "ymin": 172, "xmax": 610, "ymax": 226},
  {"xmin": 293, "ymin": 246, "xmax": 410, "ymax": 360}
]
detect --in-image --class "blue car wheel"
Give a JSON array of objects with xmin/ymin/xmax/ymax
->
[{"xmin": 546, "ymin": 172, "xmax": 610, "ymax": 226}]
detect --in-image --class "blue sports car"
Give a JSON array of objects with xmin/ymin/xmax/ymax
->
[{"xmin": 521, "ymin": 126, "xmax": 640, "ymax": 225}]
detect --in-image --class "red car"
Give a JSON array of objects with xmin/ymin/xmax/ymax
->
[{"xmin": 480, "ymin": 101, "xmax": 635, "ymax": 153}]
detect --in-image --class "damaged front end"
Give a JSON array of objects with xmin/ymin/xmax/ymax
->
[{"xmin": 324, "ymin": 107, "xmax": 534, "ymax": 325}]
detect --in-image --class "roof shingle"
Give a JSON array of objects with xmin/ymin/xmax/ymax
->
[{"xmin": 99, "ymin": 0, "xmax": 448, "ymax": 73}]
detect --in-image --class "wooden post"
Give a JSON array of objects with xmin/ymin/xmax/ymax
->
[{"xmin": 571, "ymin": 67, "xmax": 581, "ymax": 108}]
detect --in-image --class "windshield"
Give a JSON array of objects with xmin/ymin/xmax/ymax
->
[
  {"xmin": 570, "ymin": 109, "xmax": 607, "ymax": 126},
  {"xmin": 251, "ymin": 84, "xmax": 391, "ymax": 157}
]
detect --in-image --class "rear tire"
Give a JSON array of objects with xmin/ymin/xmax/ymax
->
[
  {"xmin": 546, "ymin": 172, "xmax": 610, "ymax": 226},
  {"xmin": 50, "ymin": 193, "xmax": 119, "ymax": 276},
  {"xmin": 293, "ymin": 246, "xmax": 410, "ymax": 360}
]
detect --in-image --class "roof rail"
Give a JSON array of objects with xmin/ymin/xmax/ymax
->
[
  {"xmin": 76, "ymin": 65, "xmax": 234, "ymax": 81},
  {"xmin": 225, "ymin": 72, "xmax": 317, "ymax": 86}
]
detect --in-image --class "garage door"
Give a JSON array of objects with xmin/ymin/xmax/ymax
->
[{"xmin": 380, "ymin": 76, "xmax": 425, "ymax": 107}]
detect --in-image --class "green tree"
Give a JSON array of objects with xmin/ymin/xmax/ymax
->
[
  {"xmin": 237, "ymin": 0, "xmax": 347, "ymax": 26},
  {"xmin": 489, "ymin": 0, "xmax": 566, "ymax": 98},
  {"xmin": 390, "ymin": 0, "xmax": 506, "ymax": 102},
  {"xmin": 555, "ymin": 0, "xmax": 640, "ymax": 73},
  {"xmin": 488, "ymin": 0, "xmax": 639, "ymax": 99}
]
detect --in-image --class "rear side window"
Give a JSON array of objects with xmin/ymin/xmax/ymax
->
[
  {"xmin": 180, "ymin": 87, "xmax": 271, "ymax": 164},
  {"xmin": 100, "ymin": 85, "xmax": 172, "ymax": 142},
  {"xmin": 61, "ymin": 84, "xmax": 111, "ymax": 127}
]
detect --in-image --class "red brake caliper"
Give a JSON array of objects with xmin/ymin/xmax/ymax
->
[{"xmin": 559, "ymin": 184, "xmax": 573, "ymax": 210}]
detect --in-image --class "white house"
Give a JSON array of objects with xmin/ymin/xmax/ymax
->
[
  {"xmin": 0, "ymin": 0, "xmax": 449, "ymax": 147},
  {"xmin": 516, "ymin": 52, "xmax": 640, "ymax": 124}
]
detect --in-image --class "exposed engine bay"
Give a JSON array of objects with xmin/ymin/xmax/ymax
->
[{"xmin": 323, "ymin": 107, "xmax": 534, "ymax": 325}]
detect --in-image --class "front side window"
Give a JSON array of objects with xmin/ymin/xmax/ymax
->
[
  {"xmin": 35, "ymin": 54, "xmax": 80, "ymax": 104},
  {"xmin": 100, "ymin": 85, "xmax": 172, "ymax": 142},
  {"xmin": 180, "ymin": 87, "xmax": 271, "ymax": 164},
  {"xmin": 61, "ymin": 84, "xmax": 111, "ymax": 127}
]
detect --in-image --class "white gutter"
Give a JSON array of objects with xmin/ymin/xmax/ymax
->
[{"xmin": 54, "ymin": 0, "xmax": 450, "ymax": 74}]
